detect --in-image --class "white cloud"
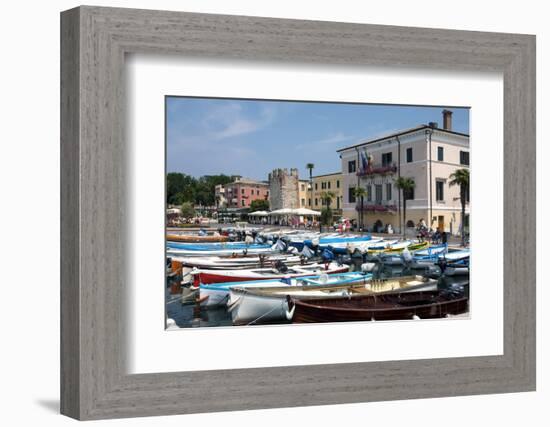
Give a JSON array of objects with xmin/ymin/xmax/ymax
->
[
  {"xmin": 201, "ymin": 102, "xmax": 276, "ymax": 141},
  {"xmin": 295, "ymin": 132, "xmax": 356, "ymax": 150}
]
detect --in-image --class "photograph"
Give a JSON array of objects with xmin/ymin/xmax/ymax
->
[{"xmin": 165, "ymin": 97, "xmax": 471, "ymax": 328}]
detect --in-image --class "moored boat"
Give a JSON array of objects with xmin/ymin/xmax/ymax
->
[
  {"xmin": 167, "ymin": 245, "xmax": 279, "ymax": 257},
  {"xmin": 175, "ymin": 254, "xmax": 306, "ymax": 270},
  {"xmin": 166, "ymin": 233, "xmax": 228, "ymax": 243},
  {"xmin": 375, "ymin": 241, "xmax": 431, "ymax": 265},
  {"xmin": 194, "ymin": 261, "xmax": 349, "ymax": 285},
  {"xmin": 199, "ymin": 271, "xmax": 365, "ymax": 308},
  {"xmin": 443, "ymin": 258, "xmax": 470, "ymax": 276},
  {"xmin": 288, "ymin": 290, "xmax": 468, "ymax": 323},
  {"xmin": 409, "ymin": 244, "xmax": 448, "ymax": 268},
  {"xmin": 228, "ymin": 275, "xmax": 438, "ymax": 325}
]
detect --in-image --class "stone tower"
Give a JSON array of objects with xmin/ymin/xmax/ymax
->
[{"xmin": 268, "ymin": 168, "xmax": 300, "ymax": 210}]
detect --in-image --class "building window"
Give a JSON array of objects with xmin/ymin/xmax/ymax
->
[
  {"xmin": 301, "ymin": 184, "xmax": 305, "ymax": 191},
  {"xmin": 315, "ymin": 183, "xmax": 318, "ymax": 190},
  {"xmin": 348, "ymin": 160, "xmax": 356, "ymax": 173},
  {"xmin": 406, "ymin": 147, "xmax": 413, "ymax": 163},
  {"xmin": 382, "ymin": 152, "xmax": 393, "ymax": 166},
  {"xmin": 257, "ymin": 190, "xmax": 260, "ymax": 195},
  {"xmin": 386, "ymin": 183, "xmax": 392, "ymax": 201},
  {"xmin": 336, "ymin": 180, "xmax": 340, "ymax": 188},
  {"xmin": 348, "ymin": 188, "xmax": 356, "ymax": 203},
  {"xmin": 437, "ymin": 146, "xmax": 444, "ymax": 161},
  {"xmin": 366, "ymin": 185, "xmax": 372, "ymax": 202},
  {"xmin": 308, "ymin": 198, "xmax": 311, "ymax": 206},
  {"xmin": 436, "ymin": 180, "xmax": 445, "ymax": 201},
  {"xmin": 301, "ymin": 198, "xmax": 305, "ymax": 207},
  {"xmin": 315, "ymin": 198, "xmax": 318, "ymax": 206},
  {"xmin": 328, "ymin": 181, "xmax": 331, "ymax": 189},
  {"xmin": 241, "ymin": 188, "xmax": 245, "ymax": 194},
  {"xmin": 241, "ymin": 200, "xmax": 245, "ymax": 207},
  {"xmin": 375, "ymin": 185, "xmax": 383, "ymax": 203},
  {"xmin": 460, "ymin": 151, "xmax": 470, "ymax": 165}
]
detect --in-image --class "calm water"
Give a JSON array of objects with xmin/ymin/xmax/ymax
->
[{"xmin": 166, "ymin": 261, "xmax": 469, "ymax": 329}]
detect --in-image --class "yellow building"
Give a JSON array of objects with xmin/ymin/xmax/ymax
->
[
  {"xmin": 306, "ymin": 172, "xmax": 343, "ymax": 215},
  {"xmin": 298, "ymin": 180, "xmax": 310, "ymax": 208}
]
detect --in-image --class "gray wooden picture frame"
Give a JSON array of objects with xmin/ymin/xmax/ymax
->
[{"xmin": 60, "ymin": 5, "xmax": 536, "ymax": 420}]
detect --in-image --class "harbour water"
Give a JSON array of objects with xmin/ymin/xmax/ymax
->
[{"xmin": 166, "ymin": 261, "xmax": 469, "ymax": 329}]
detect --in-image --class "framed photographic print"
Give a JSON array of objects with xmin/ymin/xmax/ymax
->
[{"xmin": 61, "ymin": 6, "xmax": 536, "ymax": 420}]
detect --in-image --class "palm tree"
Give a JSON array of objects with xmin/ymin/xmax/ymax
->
[
  {"xmin": 352, "ymin": 187, "xmax": 367, "ymax": 232},
  {"xmin": 449, "ymin": 168, "xmax": 470, "ymax": 246},
  {"xmin": 395, "ymin": 177, "xmax": 415, "ymax": 238},
  {"xmin": 306, "ymin": 163, "xmax": 315, "ymax": 208},
  {"xmin": 320, "ymin": 191, "xmax": 336, "ymax": 226}
]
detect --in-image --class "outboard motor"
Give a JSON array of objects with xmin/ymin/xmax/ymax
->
[
  {"xmin": 300, "ymin": 245, "xmax": 315, "ymax": 259},
  {"xmin": 402, "ymin": 248, "xmax": 413, "ymax": 263},
  {"xmin": 274, "ymin": 260, "xmax": 289, "ymax": 273},
  {"xmin": 338, "ymin": 254, "xmax": 352, "ymax": 265},
  {"xmin": 321, "ymin": 248, "xmax": 335, "ymax": 262},
  {"xmin": 272, "ymin": 239, "xmax": 287, "ymax": 253}
]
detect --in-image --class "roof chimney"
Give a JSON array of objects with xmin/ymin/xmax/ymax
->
[{"xmin": 442, "ymin": 109, "xmax": 453, "ymax": 131}]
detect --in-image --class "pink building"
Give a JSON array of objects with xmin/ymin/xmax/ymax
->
[{"xmin": 223, "ymin": 177, "xmax": 270, "ymax": 208}]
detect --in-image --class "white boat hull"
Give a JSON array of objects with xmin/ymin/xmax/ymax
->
[{"xmin": 228, "ymin": 280, "xmax": 438, "ymax": 325}]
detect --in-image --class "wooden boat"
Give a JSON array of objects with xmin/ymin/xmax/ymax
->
[
  {"xmin": 345, "ymin": 239, "xmax": 399, "ymax": 255},
  {"xmin": 174, "ymin": 254, "xmax": 306, "ymax": 270},
  {"xmin": 379, "ymin": 244, "xmax": 448, "ymax": 267},
  {"xmin": 166, "ymin": 233, "xmax": 228, "ymax": 243},
  {"xmin": 439, "ymin": 249, "xmax": 470, "ymax": 276},
  {"xmin": 376, "ymin": 241, "xmax": 431, "ymax": 265},
  {"xmin": 228, "ymin": 275, "xmax": 438, "ymax": 325},
  {"xmin": 409, "ymin": 244, "xmax": 448, "ymax": 268},
  {"xmin": 438, "ymin": 248, "xmax": 470, "ymax": 261},
  {"xmin": 288, "ymin": 290, "xmax": 468, "ymax": 323},
  {"xmin": 167, "ymin": 241, "xmax": 271, "ymax": 251},
  {"xmin": 194, "ymin": 261, "xmax": 349, "ymax": 285},
  {"xmin": 199, "ymin": 271, "xmax": 367, "ymax": 308},
  {"xmin": 363, "ymin": 240, "xmax": 422, "ymax": 261},
  {"xmin": 443, "ymin": 258, "xmax": 470, "ymax": 276},
  {"xmin": 287, "ymin": 233, "xmax": 371, "ymax": 251},
  {"xmin": 167, "ymin": 245, "xmax": 277, "ymax": 257}
]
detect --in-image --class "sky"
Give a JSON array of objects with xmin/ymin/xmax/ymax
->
[{"xmin": 166, "ymin": 97, "xmax": 469, "ymax": 181}]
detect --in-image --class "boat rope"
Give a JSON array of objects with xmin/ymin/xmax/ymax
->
[
  {"xmin": 226, "ymin": 295, "xmax": 242, "ymax": 312},
  {"xmin": 246, "ymin": 304, "xmax": 283, "ymax": 326}
]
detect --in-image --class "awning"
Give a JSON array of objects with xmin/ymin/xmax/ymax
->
[
  {"xmin": 248, "ymin": 210, "xmax": 269, "ymax": 216},
  {"xmin": 268, "ymin": 208, "xmax": 321, "ymax": 216}
]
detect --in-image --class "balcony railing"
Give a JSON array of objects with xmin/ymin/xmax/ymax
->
[
  {"xmin": 355, "ymin": 203, "xmax": 397, "ymax": 213},
  {"xmin": 357, "ymin": 163, "xmax": 397, "ymax": 177}
]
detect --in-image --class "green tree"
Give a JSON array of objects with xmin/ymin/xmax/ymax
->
[
  {"xmin": 395, "ymin": 177, "xmax": 416, "ymax": 237},
  {"xmin": 320, "ymin": 191, "xmax": 335, "ymax": 226},
  {"xmin": 306, "ymin": 163, "xmax": 315, "ymax": 207},
  {"xmin": 166, "ymin": 173, "xmax": 233, "ymax": 206},
  {"xmin": 320, "ymin": 208, "xmax": 333, "ymax": 227},
  {"xmin": 249, "ymin": 199, "xmax": 270, "ymax": 212},
  {"xmin": 352, "ymin": 187, "xmax": 367, "ymax": 232},
  {"xmin": 167, "ymin": 172, "xmax": 196, "ymax": 205},
  {"xmin": 180, "ymin": 202, "xmax": 195, "ymax": 219},
  {"xmin": 449, "ymin": 168, "xmax": 470, "ymax": 246}
]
